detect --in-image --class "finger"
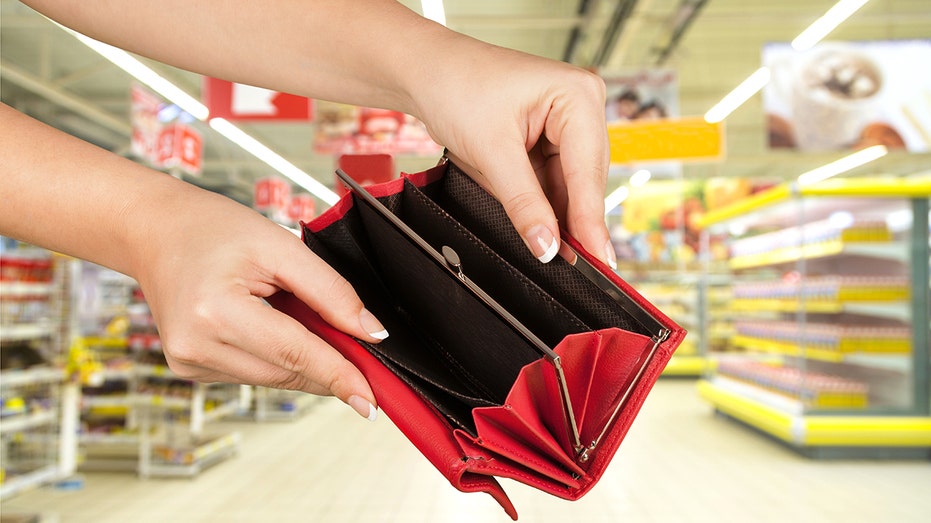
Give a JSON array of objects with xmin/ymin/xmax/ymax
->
[
  {"xmin": 548, "ymin": 96, "xmax": 614, "ymax": 269},
  {"xmin": 469, "ymin": 139, "xmax": 562, "ymax": 264},
  {"xmin": 209, "ymin": 293, "xmax": 378, "ymax": 417},
  {"xmin": 170, "ymin": 346, "xmax": 376, "ymax": 420},
  {"xmin": 271, "ymin": 240, "xmax": 389, "ymax": 343}
]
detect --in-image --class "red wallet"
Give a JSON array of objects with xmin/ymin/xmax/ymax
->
[{"xmin": 268, "ymin": 160, "xmax": 685, "ymax": 519}]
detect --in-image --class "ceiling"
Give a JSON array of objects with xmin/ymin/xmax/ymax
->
[{"xmin": 2, "ymin": 0, "xmax": 930, "ymax": 207}]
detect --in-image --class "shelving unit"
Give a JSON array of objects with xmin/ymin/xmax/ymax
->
[
  {"xmin": 1, "ymin": 242, "xmax": 79, "ymax": 499},
  {"xmin": 696, "ymin": 178, "xmax": 931, "ymax": 458}
]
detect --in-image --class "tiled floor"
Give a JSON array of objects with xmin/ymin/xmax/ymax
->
[{"xmin": 4, "ymin": 380, "xmax": 930, "ymax": 522}]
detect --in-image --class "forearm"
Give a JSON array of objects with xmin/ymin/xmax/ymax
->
[
  {"xmin": 0, "ymin": 103, "xmax": 199, "ymax": 278},
  {"xmin": 22, "ymin": 0, "xmax": 472, "ymax": 118}
]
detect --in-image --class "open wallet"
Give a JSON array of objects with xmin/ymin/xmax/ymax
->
[{"xmin": 267, "ymin": 159, "xmax": 685, "ymax": 520}]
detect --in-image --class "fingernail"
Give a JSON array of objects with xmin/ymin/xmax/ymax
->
[
  {"xmin": 605, "ymin": 240, "xmax": 618, "ymax": 271},
  {"xmin": 526, "ymin": 224, "xmax": 559, "ymax": 263},
  {"xmin": 348, "ymin": 395, "xmax": 378, "ymax": 422},
  {"xmin": 359, "ymin": 308, "xmax": 389, "ymax": 340}
]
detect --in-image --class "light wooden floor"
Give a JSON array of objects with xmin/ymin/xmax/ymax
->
[{"xmin": 4, "ymin": 380, "xmax": 930, "ymax": 522}]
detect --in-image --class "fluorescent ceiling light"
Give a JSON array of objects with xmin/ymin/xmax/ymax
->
[
  {"xmin": 797, "ymin": 145, "xmax": 887, "ymax": 186},
  {"xmin": 210, "ymin": 118, "xmax": 339, "ymax": 205},
  {"xmin": 704, "ymin": 67, "xmax": 771, "ymax": 124},
  {"xmin": 604, "ymin": 185, "xmax": 630, "ymax": 215},
  {"xmin": 59, "ymin": 22, "xmax": 338, "ymax": 204},
  {"xmin": 792, "ymin": 0, "xmax": 871, "ymax": 51},
  {"xmin": 629, "ymin": 169, "xmax": 651, "ymax": 187},
  {"xmin": 421, "ymin": 0, "xmax": 447, "ymax": 26},
  {"xmin": 62, "ymin": 26, "xmax": 209, "ymax": 121}
]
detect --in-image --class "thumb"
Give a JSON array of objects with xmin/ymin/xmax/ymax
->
[{"xmin": 460, "ymin": 147, "xmax": 562, "ymax": 264}]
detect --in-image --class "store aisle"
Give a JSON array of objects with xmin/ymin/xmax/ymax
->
[{"xmin": 4, "ymin": 380, "xmax": 930, "ymax": 523}]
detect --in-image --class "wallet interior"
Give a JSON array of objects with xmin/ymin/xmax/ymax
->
[{"xmin": 303, "ymin": 164, "xmax": 658, "ymax": 434}]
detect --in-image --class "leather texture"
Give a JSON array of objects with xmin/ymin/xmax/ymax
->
[{"xmin": 268, "ymin": 162, "xmax": 685, "ymax": 520}]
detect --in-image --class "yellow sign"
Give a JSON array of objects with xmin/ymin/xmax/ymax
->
[{"xmin": 608, "ymin": 117, "xmax": 724, "ymax": 164}]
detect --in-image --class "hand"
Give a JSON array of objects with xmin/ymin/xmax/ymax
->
[
  {"xmin": 409, "ymin": 39, "xmax": 614, "ymax": 268},
  {"xmin": 127, "ymin": 181, "xmax": 385, "ymax": 420}
]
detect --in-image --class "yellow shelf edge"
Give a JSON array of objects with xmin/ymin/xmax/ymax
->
[
  {"xmin": 698, "ymin": 380, "xmax": 931, "ymax": 447},
  {"xmin": 698, "ymin": 184, "xmax": 791, "ymax": 228},
  {"xmin": 697, "ymin": 379, "xmax": 796, "ymax": 441},
  {"xmin": 662, "ymin": 356, "xmax": 710, "ymax": 376},
  {"xmin": 698, "ymin": 178, "xmax": 931, "ymax": 228},
  {"xmin": 798, "ymin": 178, "xmax": 931, "ymax": 198}
]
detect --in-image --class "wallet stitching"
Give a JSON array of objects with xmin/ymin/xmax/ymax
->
[{"xmin": 406, "ymin": 181, "xmax": 589, "ymax": 333}]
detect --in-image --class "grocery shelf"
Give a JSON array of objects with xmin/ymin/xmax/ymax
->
[
  {"xmin": 730, "ymin": 299, "xmax": 910, "ymax": 320},
  {"xmin": 0, "ymin": 367, "xmax": 66, "ymax": 388},
  {"xmin": 729, "ymin": 240, "xmax": 907, "ymax": 270},
  {"xmin": 0, "ymin": 410, "xmax": 57, "ymax": 434},
  {"xmin": 698, "ymin": 178, "xmax": 931, "ymax": 228},
  {"xmin": 698, "ymin": 379, "xmax": 931, "ymax": 449},
  {"xmin": 141, "ymin": 432, "xmax": 241, "ymax": 478},
  {"xmin": 731, "ymin": 334, "xmax": 911, "ymax": 362},
  {"xmin": 0, "ymin": 322, "xmax": 55, "ymax": 342},
  {"xmin": 697, "ymin": 185, "xmax": 929, "ymax": 457},
  {"xmin": 0, "ymin": 281, "xmax": 53, "ymax": 297},
  {"xmin": 0, "ymin": 464, "xmax": 59, "ymax": 499}
]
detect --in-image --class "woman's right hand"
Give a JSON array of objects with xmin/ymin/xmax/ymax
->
[{"xmin": 123, "ymin": 179, "xmax": 386, "ymax": 420}]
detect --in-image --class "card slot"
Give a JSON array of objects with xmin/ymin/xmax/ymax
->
[
  {"xmin": 398, "ymin": 180, "xmax": 591, "ymax": 348},
  {"xmin": 303, "ymin": 209, "xmax": 500, "ymax": 429},
  {"xmin": 355, "ymin": 199, "xmax": 541, "ymax": 404},
  {"xmin": 426, "ymin": 164, "xmax": 652, "ymax": 337},
  {"xmin": 360, "ymin": 339, "xmax": 495, "ymax": 433}
]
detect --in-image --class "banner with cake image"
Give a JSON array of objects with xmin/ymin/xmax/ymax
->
[{"xmin": 763, "ymin": 40, "xmax": 931, "ymax": 152}]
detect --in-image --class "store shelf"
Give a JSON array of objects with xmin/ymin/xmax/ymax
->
[
  {"xmin": 0, "ymin": 410, "xmax": 57, "ymax": 434},
  {"xmin": 697, "ymin": 178, "xmax": 931, "ymax": 228},
  {"xmin": 0, "ymin": 322, "xmax": 55, "ymax": 342},
  {"xmin": 697, "ymin": 183, "xmax": 929, "ymax": 459},
  {"xmin": 699, "ymin": 379, "xmax": 931, "ymax": 448},
  {"xmin": 0, "ymin": 282, "xmax": 53, "ymax": 297},
  {"xmin": 143, "ymin": 432, "xmax": 240, "ymax": 478},
  {"xmin": 732, "ymin": 334, "xmax": 911, "ymax": 362},
  {"xmin": 729, "ymin": 240, "xmax": 907, "ymax": 270},
  {"xmin": 0, "ymin": 464, "xmax": 59, "ymax": 499},
  {"xmin": 0, "ymin": 367, "xmax": 66, "ymax": 388},
  {"xmin": 730, "ymin": 299, "xmax": 910, "ymax": 320}
]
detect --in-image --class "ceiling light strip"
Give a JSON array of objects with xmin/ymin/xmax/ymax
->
[
  {"xmin": 62, "ymin": 27, "xmax": 209, "ymax": 121},
  {"xmin": 209, "ymin": 118, "xmax": 339, "ymax": 205},
  {"xmin": 797, "ymin": 145, "xmax": 887, "ymax": 186},
  {"xmin": 703, "ymin": 67, "xmax": 771, "ymax": 124},
  {"xmin": 792, "ymin": 0, "xmax": 871, "ymax": 51},
  {"xmin": 58, "ymin": 23, "xmax": 338, "ymax": 204},
  {"xmin": 703, "ymin": 0, "xmax": 871, "ymax": 122}
]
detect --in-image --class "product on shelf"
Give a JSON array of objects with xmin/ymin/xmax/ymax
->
[
  {"xmin": 732, "ymin": 275, "xmax": 909, "ymax": 302},
  {"xmin": 717, "ymin": 360, "xmax": 869, "ymax": 409},
  {"xmin": 729, "ymin": 217, "xmax": 891, "ymax": 259},
  {"xmin": 732, "ymin": 319, "xmax": 911, "ymax": 355}
]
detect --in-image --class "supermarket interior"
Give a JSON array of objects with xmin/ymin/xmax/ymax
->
[{"xmin": 1, "ymin": 1, "xmax": 930, "ymax": 522}]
